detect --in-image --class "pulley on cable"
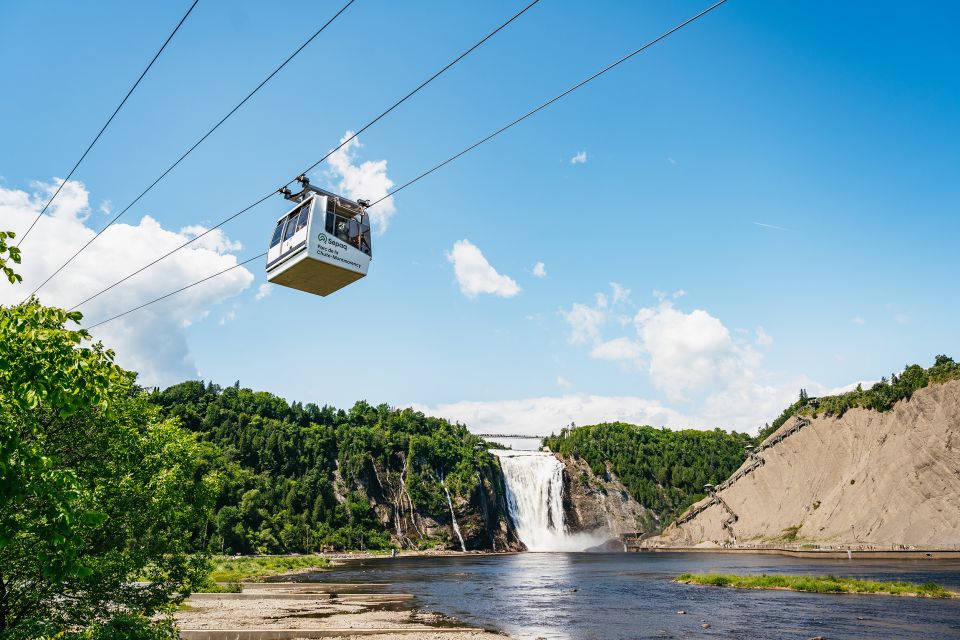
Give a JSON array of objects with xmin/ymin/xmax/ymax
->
[{"xmin": 267, "ymin": 175, "xmax": 372, "ymax": 296}]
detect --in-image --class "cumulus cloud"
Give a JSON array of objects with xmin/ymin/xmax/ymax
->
[
  {"xmin": 755, "ymin": 326, "xmax": 774, "ymax": 347},
  {"xmin": 325, "ymin": 131, "xmax": 396, "ymax": 232},
  {"xmin": 589, "ymin": 336, "xmax": 644, "ymax": 362},
  {"xmin": 559, "ymin": 287, "xmax": 812, "ymax": 431},
  {"xmin": 180, "ymin": 224, "xmax": 243, "ymax": 253},
  {"xmin": 570, "ymin": 150, "xmax": 587, "ymax": 164},
  {"xmin": 561, "ymin": 302, "xmax": 605, "ymax": 344},
  {"xmin": 1, "ymin": 178, "xmax": 253, "ymax": 386},
  {"xmin": 254, "ymin": 282, "xmax": 272, "ymax": 301},
  {"xmin": 446, "ymin": 239, "xmax": 520, "ymax": 298},
  {"xmin": 532, "ymin": 261, "xmax": 547, "ymax": 278},
  {"xmin": 411, "ymin": 394, "xmax": 684, "ymax": 439},
  {"xmin": 610, "ymin": 282, "xmax": 630, "ymax": 305},
  {"xmin": 632, "ymin": 299, "xmax": 763, "ymax": 401}
]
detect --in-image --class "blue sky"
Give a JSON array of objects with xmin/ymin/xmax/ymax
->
[{"xmin": 2, "ymin": 0, "xmax": 958, "ymax": 435}]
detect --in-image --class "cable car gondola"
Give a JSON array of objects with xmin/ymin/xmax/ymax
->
[{"xmin": 266, "ymin": 176, "xmax": 372, "ymax": 296}]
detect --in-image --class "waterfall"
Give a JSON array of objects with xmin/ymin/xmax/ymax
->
[
  {"xmin": 492, "ymin": 450, "xmax": 604, "ymax": 552},
  {"xmin": 440, "ymin": 476, "xmax": 467, "ymax": 552}
]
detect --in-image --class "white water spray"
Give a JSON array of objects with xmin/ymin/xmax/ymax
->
[
  {"xmin": 441, "ymin": 476, "xmax": 467, "ymax": 552},
  {"xmin": 492, "ymin": 450, "xmax": 605, "ymax": 552}
]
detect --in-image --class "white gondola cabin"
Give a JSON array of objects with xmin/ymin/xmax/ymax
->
[{"xmin": 266, "ymin": 179, "xmax": 372, "ymax": 297}]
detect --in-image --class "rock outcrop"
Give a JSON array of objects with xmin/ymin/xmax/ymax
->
[
  {"xmin": 355, "ymin": 456, "xmax": 524, "ymax": 552},
  {"xmin": 648, "ymin": 380, "xmax": 960, "ymax": 547},
  {"xmin": 558, "ymin": 454, "xmax": 652, "ymax": 542}
]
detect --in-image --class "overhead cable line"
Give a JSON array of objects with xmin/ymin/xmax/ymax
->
[
  {"xmin": 84, "ymin": 0, "xmax": 728, "ymax": 328},
  {"xmin": 367, "ymin": 0, "xmax": 730, "ymax": 208},
  {"xmin": 25, "ymin": 0, "xmax": 357, "ymax": 303},
  {"xmin": 68, "ymin": 0, "xmax": 541, "ymax": 312},
  {"xmin": 87, "ymin": 253, "xmax": 265, "ymax": 330},
  {"xmin": 17, "ymin": 0, "xmax": 201, "ymax": 248}
]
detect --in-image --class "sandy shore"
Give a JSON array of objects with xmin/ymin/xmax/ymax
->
[{"xmin": 175, "ymin": 582, "xmax": 509, "ymax": 640}]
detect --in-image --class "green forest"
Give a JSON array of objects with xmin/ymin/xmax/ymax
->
[
  {"xmin": 543, "ymin": 424, "xmax": 754, "ymax": 524},
  {"xmin": 148, "ymin": 381, "xmax": 506, "ymax": 555}
]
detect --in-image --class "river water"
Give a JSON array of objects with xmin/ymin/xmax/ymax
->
[{"xmin": 301, "ymin": 552, "xmax": 960, "ymax": 639}]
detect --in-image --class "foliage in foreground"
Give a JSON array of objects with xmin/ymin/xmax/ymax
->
[
  {"xmin": 58, "ymin": 614, "xmax": 180, "ymax": 640},
  {"xmin": 543, "ymin": 423, "xmax": 754, "ymax": 525},
  {"xmin": 0, "ymin": 295, "xmax": 215, "ymax": 637},
  {"xmin": 757, "ymin": 355, "xmax": 960, "ymax": 441},
  {"xmin": 675, "ymin": 573, "xmax": 956, "ymax": 598}
]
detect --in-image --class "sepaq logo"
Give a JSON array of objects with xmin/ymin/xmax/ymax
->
[{"xmin": 317, "ymin": 233, "xmax": 348, "ymax": 251}]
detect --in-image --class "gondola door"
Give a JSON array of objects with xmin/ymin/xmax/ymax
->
[{"xmin": 279, "ymin": 196, "xmax": 313, "ymax": 259}]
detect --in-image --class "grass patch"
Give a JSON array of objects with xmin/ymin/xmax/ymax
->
[
  {"xmin": 675, "ymin": 573, "xmax": 957, "ymax": 598},
  {"xmin": 207, "ymin": 555, "xmax": 330, "ymax": 583},
  {"xmin": 780, "ymin": 525, "xmax": 802, "ymax": 542}
]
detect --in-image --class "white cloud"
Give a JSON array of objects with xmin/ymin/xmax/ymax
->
[
  {"xmin": 851, "ymin": 315, "xmax": 865, "ymax": 325},
  {"xmin": 561, "ymin": 302, "xmax": 605, "ymax": 344},
  {"xmin": 325, "ymin": 130, "xmax": 396, "ymax": 233},
  {"xmin": 820, "ymin": 378, "xmax": 880, "ymax": 395},
  {"xmin": 667, "ymin": 157, "xmax": 677, "ymax": 165},
  {"xmin": 570, "ymin": 150, "xmax": 587, "ymax": 164},
  {"xmin": 633, "ymin": 299, "xmax": 761, "ymax": 401},
  {"xmin": 560, "ymin": 287, "xmax": 810, "ymax": 431},
  {"xmin": 180, "ymin": 224, "xmax": 243, "ymax": 253},
  {"xmin": 446, "ymin": 239, "xmax": 520, "ymax": 298},
  {"xmin": 99, "ymin": 199, "xmax": 112, "ymax": 215},
  {"xmin": 218, "ymin": 310, "xmax": 236, "ymax": 326},
  {"xmin": 1, "ymin": 178, "xmax": 253, "ymax": 386},
  {"xmin": 411, "ymin": 394, "xmax": 685, "ymax": 438},
  {"xmin": 254, "ymin": 283, "xmax": 272, "ymax": 301},
  {"xmin": 589, "ymin": 337, "xmax": 644, "ymax": 362},
  {"xmin": 556, "ymin": 376, "xmax": 572, "ymax": 389},
  {"xmin": 532, "ymin": 261, "xmax": 547, "ymax": 278},
  {"xmin": 610, "ymin": 282, "xmax": 630, "ymax": 305},
  {"xmin": 755, "ymin": 326, "xmax": 774, "ymax": 347}
]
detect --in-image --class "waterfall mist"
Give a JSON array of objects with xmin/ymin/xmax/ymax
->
[{"xmin": 492, "ymin": 450, "xmax": 607, "ymax": 552}]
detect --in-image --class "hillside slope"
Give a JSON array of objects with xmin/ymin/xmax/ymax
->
[
  {"xmin": 648, "ymin": 379, "xmax": 960, "ymax": 547},
  {"xmin": 543, "ymin": 423, "xmax": 754, "ymax": 532},
  {"xmin": 150, "ymin": 382, "xmax": 522, "ymax": 553}
]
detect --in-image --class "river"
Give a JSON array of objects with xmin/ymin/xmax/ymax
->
[{"xmin": 300, "ymin": 552, "xmax": 960, "ymax": 639}]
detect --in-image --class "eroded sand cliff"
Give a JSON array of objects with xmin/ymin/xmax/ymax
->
[{"xmin": 648, "ymin": 380, "xmax": 960, "ymax": 547}]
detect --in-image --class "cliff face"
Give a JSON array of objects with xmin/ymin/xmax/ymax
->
[
  {"xmin": 357, "ymin": 456, "xmax": 523, "ymax": 552},
  {"xmin": 557, "ymin": 454, "xmax": 652, "ymax": 541},
  {"xmin": 648, "ymin": 380, "xmax": 960, "ymax": 547}
]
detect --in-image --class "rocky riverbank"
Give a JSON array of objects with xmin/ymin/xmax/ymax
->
[{"xmin": 175, "ymin": 581, "xmax": 510, "ymax": 639}]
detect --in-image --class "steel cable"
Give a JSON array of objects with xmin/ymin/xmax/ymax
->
[
  {"xmin": 16, "ymin": 0, "xmax": 201, "ymax": 247},
  {"xmin": 68, "ymin": 0, "xmax": 542, "ymax": 312},
  {"xmin": 25, "ymin": 0, "xmax": 357, "ymax": 301},
  {"xmin": 84, "ymin": 0, "xmax": 729, "ymax": 328}
]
